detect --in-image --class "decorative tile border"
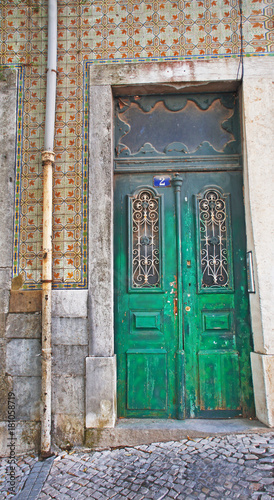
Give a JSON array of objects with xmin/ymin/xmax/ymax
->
[
  {"xmin": 0, "ymin": 0, "xmax": 273, "ymax": 289},
  {"xmin": 11, "ymin": 65, "xmax": 25, "ymax": 282}
]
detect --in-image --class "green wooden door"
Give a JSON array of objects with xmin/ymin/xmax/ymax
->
[
  {"xmin": 181, "ymin": 171, "xmax": 254, "ymax": 418},
  {"xmin": 114, "ymin": 174, "xmax": 178, "ymax": 418},
  {"xmin": 114, "ymin": 171, "xmax": 254, "ymax": 419}
]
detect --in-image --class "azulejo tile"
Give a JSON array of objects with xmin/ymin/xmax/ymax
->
[{"xmin": 0, "ymin": 0, "xmax": 272, "ymax": 289}]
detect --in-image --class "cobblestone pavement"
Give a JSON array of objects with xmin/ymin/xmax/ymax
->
[
  {"xmin": 1, "ymin": 433, "xmax": 274, "ymax": 499},
  {"xmin": 0, "ymin": 453, "xmax": 37, "ymax": 498}
]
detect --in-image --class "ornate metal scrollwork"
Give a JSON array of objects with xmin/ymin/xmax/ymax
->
[
  {"xmin": 131, "ymin": 189, "xmax": 160, "ymax": 288},
  {"xmin": 199, "ymin": 189, "xmax": 229, "ymax": 288}
]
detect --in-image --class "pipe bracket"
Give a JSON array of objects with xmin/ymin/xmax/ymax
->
[{"xmin": 42, "ymin": 150, "xmax": 55, "ymax": 163}]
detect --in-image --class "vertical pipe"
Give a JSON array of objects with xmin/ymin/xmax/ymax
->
[
  {"xmin": 40, "ymin": 0, "xmax": 57, "ymax": 458},
  {"xmin": 44, "ymin": 0, "xmax": 57, "ymax": 151},
  {"xmin": 41, "ymin": 151, "xmax": 54, "ymax": 457},
  {"xmin": 172, "ymin": 174, "xmax": 185, "ymax": 419}
]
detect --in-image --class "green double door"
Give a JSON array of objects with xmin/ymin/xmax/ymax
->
[{"xmin": 114, "ymin": 170, "xmax": 254, "ymax": 419}]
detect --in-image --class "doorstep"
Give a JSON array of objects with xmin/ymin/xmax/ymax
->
[{"xmin": 85, "ymin": 418, "xmax": 270, "ymax": 449}]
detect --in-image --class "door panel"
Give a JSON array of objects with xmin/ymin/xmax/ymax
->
[
  {"xmin": 127, "ymin": 350, "xmax": 167, "ymax": 410},
  {"xmin": 115, "ymin": 174, "xmax": 177, "ymax": 418},
  {"xmin": 114, "ymin": 171, "xmax": 254, "ymax": 419},
  {"xmin": 198, "ymin": 351, "xmax": 240, "ymax": 410}
]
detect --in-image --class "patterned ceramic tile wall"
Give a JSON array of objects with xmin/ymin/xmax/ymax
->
[{"xmin": 0, "ymin": 0, "xmax": 273, "ymax": 289}]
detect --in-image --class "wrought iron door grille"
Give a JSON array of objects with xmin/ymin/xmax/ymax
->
[
  {"xmin": 131, "ymin": 189, "xmax": 160, "ymax": 288},
  {"xmin": 198, "ymin": 188, "xmax": 230, "ymax": 289}
]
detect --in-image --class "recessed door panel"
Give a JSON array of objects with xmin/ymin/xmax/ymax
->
[
  {"xmin": 198, "ymin": 351, "xmax": 241, "ymax": 411},
  {"xmin": 126, "ymin": 350, "xmax": 167, "ymax": 410},
  {"xmin": 130, "ymin": 310, "xmax": 163, "ymax": 336}
]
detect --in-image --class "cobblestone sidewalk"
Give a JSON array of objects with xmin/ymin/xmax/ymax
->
[{"xmin": 1, "ymin": 432, "xmax": 274, "ymax": 499}]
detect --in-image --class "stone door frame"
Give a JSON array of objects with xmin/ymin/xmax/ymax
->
[{"xmin": 85, "ymin": 58, "xmax": 274, "ymax": 429}]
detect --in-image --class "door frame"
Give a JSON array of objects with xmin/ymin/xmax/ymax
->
[{"xmin": 85, "ymin": 58, "xmax": 269, "ymax": 429}]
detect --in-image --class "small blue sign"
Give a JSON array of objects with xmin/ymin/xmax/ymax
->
[{"xmin": 153, "ymin": 176, "xmax": 171, "ymax": 187}]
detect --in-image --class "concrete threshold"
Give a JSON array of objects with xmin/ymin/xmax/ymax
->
[{"xmin": 85, "ymin": 418, "xmax": 271, "ymax": 450}]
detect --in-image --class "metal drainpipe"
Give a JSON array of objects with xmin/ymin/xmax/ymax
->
[{"xmin": 41, "ymin": 0, "xmax": 57, "ymax": 458}]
